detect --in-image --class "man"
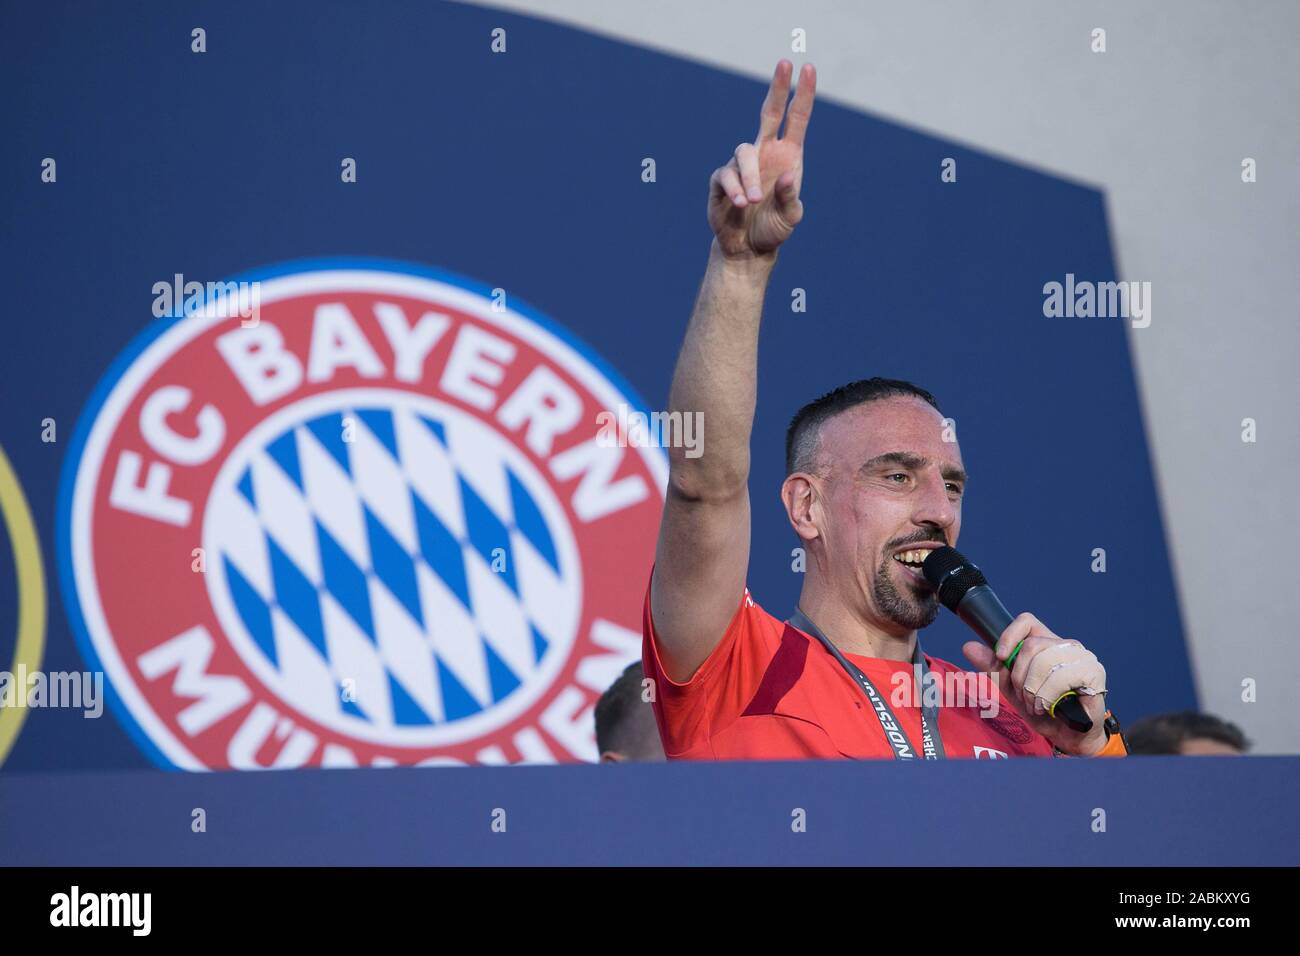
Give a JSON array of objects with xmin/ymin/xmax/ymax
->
[
  {"xmin": 594, "ymin": 662, "xmax": 666, "ymax": 762},
  {"xmin": 1125, "ymin": 712, "xmax": 1249, "ymax": 756},
  {"xmin": 642, "ymin": 59, "xmax": 1127, "ymax": 761}
]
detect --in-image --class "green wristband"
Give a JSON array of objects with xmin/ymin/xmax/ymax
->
[{"xmin": 1003, "ymin": 638, "xmax": 1025, "ymax": 671}]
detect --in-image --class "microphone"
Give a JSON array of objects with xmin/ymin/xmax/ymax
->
[{"xmin": 921, "ymin": 546, "xmax": 1093, "ymax": 734}]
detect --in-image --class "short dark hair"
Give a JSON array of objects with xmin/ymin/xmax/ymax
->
[
  {"xmin": 1124, "ymin": 711, "xmax": 1251, "ymax": 755},
  {"xmin": 594, "ymin": 661, "xmax": 652, "ymax": 755},
  {"xmin": 785, "ymin": 377, "xmax": 942, "ymax": 475}
]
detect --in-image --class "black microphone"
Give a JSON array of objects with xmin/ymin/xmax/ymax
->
[{"xmin": 921, "ymin": 546, "xmax": 1093, "ymax": 734}]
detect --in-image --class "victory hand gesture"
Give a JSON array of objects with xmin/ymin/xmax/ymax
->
[{"xmin": 708, "ymin": 60, "xmax": 817, "ymax": 259}]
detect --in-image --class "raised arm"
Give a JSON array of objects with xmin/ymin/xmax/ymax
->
[{"xmin": 650, "ymin": 60, "xmax": 816, "ymax": 682}]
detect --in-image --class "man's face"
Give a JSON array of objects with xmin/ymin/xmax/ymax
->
[{"xmin": 812, "ymin": 397, "xmax": 966, "ymax": 634}]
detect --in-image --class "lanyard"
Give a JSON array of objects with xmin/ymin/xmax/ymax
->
[{"xmin": 788, "ymin": 607, "xmax": 946, "ymax": 760}]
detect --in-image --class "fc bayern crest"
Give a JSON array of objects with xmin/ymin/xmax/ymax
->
[{"xmin": 58, "ymin": 260, "xmax": 666, "ymax": 769}]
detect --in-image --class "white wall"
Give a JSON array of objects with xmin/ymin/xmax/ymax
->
[{"xmin": 468, "ymin": 0, "xmax": 1300, "ymax": 752}]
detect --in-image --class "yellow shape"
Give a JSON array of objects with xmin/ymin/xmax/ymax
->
[{"xmin": 0, "ymin": 444, "xmax": 47, "ymax": 765}]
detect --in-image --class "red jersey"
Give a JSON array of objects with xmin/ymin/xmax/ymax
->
[{"xmin": 642, "ymin": 579, "xmax": 1059, "ymax": 760}]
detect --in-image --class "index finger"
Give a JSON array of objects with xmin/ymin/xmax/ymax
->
[
  {"xmin": 756, "ymin": 59, "xmax": 794, "ymax": 143},
  {"xmin": 781, "ymin": 62, "xmax": 817, "ymax": 146},
  {"xmin": 995, "ymin": 611, "xmax": 1047, "ymax": 661}
]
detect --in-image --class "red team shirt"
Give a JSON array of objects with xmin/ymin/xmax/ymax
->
[{"xmin": 643, "ymin": 579, "xmax": 1062, "ymax": 760}]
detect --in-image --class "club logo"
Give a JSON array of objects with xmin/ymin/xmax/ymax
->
[
  {"xmin": 987, "ymin": 710, "xmax": 1034, "ymax": 744},
  {"xmin": 58, "ymin": 260, "xmax": 666, "ymax": 769}
]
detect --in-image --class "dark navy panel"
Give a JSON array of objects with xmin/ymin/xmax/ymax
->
[{"xmin": 2, "ymin": 758, "xmax": 1295, "ymax": 866}]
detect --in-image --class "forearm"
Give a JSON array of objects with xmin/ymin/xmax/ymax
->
[
  {"xmin": 666, "ymin": 240, "xmax": 776, "ymax": 498},
  {"xmin": 648, "ymin": 59, "xmax": 812, "ymax": 678}
]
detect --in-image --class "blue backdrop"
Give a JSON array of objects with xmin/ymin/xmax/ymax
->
[{"xmin": 0, "ymin": 0, "xmax": 1191, "ymax": 773}]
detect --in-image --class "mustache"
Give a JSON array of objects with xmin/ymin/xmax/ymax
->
[{"xmin": 882, "ymin": 532, "xmax": 948, "ymax": 556}]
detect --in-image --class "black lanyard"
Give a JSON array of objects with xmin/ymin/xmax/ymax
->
[{"xmin": 788, "ymin": 607, "xmax": 946, "ymax": 760}]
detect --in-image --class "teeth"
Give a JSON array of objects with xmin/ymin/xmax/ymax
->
[{"xmin": 893, "ymin": 548, "xmax": 936, "ymax": 566}]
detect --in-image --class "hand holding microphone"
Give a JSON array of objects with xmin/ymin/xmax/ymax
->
[{"xmin": 922, "ymin": 546, "xmax": 1110, "ymax": 756}]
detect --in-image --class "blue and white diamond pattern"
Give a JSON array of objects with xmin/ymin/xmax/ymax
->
[{"xmin": 204, "ymin": 392, "xmax": 580, "ymax": 743}]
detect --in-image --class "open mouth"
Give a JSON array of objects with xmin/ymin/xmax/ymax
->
[{"xmin": 891, "ymin": 547, "xmax": 939, "ymax": 585}]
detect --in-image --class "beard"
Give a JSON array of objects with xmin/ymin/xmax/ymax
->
[{"xmin": 872, "ymin": 557, "xmax": 941, "ymax": 631}]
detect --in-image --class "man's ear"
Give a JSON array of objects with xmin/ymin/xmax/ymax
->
[
  {"xmin": 781, "ymin": 473, "xmax": 821, "ymax": 543},
  {"xmin": 600, "ymin": 750, "xmax": 626, "ymax": 763}
]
